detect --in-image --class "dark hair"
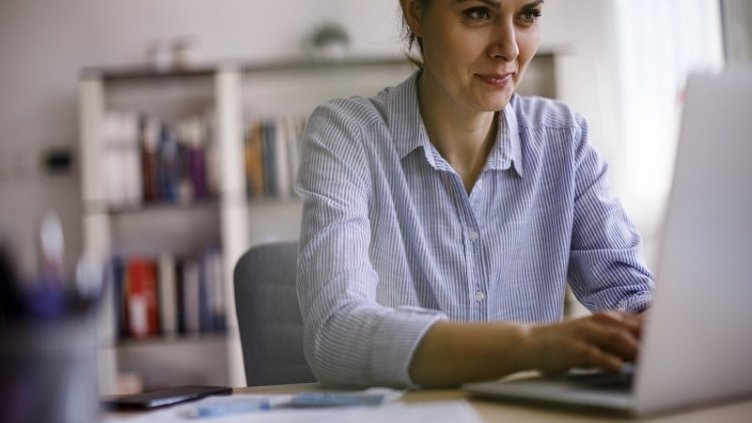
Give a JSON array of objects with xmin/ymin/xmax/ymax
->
[{"xmin": 401, "ymin": 0, "xmax": 429, "ymax": 68}]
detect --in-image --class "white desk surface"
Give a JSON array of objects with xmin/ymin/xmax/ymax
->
[
  {"xmin": 104, "ymin": 382, "xmax": 752, "ymax": 422},
  {"xmin": 234, "ymin": 383, "xmax": 752, "ymax": 422}
]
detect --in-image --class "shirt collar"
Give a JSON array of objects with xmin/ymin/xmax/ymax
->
[
  {"xmin": 389, "ymin": 72, "xmax": 432, "ymax": 160},
  {"xmin": 496, "ymin": 96, "xmax": 525, "ymax": 177},
  {"xmin": 388, "ymin": 71, "xmax": 524, "ymax": 177}
]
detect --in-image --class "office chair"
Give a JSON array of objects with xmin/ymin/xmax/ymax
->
[{"xmin": 233, "ymin": 241, "xmax": 316, "ymax": 386}]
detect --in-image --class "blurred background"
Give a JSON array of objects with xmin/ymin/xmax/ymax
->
[{"xmin": 0, "ymin": 0, "xmax": 749, "ymax": 396}]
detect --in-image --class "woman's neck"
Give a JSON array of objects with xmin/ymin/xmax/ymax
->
[{"xmin": 416, "ymin": 71, "xmax": 498, "ymax": 193}]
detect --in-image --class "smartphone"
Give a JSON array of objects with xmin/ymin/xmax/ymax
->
[{"xmin": 101, "ymin": 385, "xmax": 232, "ymax": 410}]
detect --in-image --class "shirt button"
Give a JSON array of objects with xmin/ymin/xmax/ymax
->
[
  {"xmin": 468, "ymin": 230, "xmax": 479, "ymax": 242},
  {"xmin": 475, "ymin": 290, "xmax": 486, "ymax": 302}
]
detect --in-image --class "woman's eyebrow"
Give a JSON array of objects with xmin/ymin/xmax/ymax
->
[
  {"xmin": 523, "ymin": 0, "xmax": 545, "ymax": 8},
  {"xmin": 454, "ymin": 0, "xmax": 502, "ymax": 8},
  {"xmin": 453, "ymin": 0, "xmax": 545, "ymax": 8}
]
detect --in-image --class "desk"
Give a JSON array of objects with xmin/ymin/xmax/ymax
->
[{"xmin": 235, "ymin": 383, "xmax": 752, "ymax": 422}]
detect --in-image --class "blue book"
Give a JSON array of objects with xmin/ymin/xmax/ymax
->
[
  {"xmin": 157, "ymin": 126, "xmax": 180, "ymax": 203},
  {"xmin": 110, "ymin": 256, "xmax": 128, "ymax": 339},
  {"xmin": 262, "ymin": 122, "xmax": 277, "ymax": 197},
  {"xmin": 198, "ymin": 255, "xmax": 212, "ymax": 332}
]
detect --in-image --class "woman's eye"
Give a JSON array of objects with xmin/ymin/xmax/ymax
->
[
  {"xmin": 464, "ymin": 7, "xmax": 491, "ymax": 21},
  {"xmin": 518, "ymin": 9, "xmax": 542, "ymax": 24}
]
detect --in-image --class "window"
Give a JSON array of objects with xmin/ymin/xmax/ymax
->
[{"xmin": 612, "ymin": 0, "xmax": 724, "ymax": 256}]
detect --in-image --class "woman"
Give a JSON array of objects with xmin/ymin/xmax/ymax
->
[{"xmin": 295, "ymin": 0, "xmax": 654, "ymax": 388}]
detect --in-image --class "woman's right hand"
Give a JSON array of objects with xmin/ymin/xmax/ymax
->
[{"xmin": 526, "ymin": 311, "xmax": 643, "ymax": 375}]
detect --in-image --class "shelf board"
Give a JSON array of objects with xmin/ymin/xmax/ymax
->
[
  {"xmin": 80, "ymin": 52, "xmax": 560, "ymax": 82},
  {"xmin": 109, "ymin": 199, "xmax": 220, "ymax": 215},
  {"xmin": 83, "ymin": 199, "xmax": 219, "ymax": 214},
  {"xmin": 241, "ymin": 56, "xmax": 411, "ymax": 74},
  {"xmin": 82, "ymin": 66, "xmax": 216, "ymax": 82},
  {"xmin": 84, "ymin": 198, "xmax": 305, "ymax": 214},
  {"xmin": 81, "ymin": 56, "xmax": 411, "ymax": 82},
  {"xmin": 113, "ymin": 332, "xmax": 228, "ymax": 349}
]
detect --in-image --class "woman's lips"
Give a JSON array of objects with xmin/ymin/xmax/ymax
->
[{"xmin": 477, "ymin": 73, "xmax": 514, "ymax": 88}]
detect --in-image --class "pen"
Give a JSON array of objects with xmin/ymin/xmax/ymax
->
[
  {"xmin": 184, "ymin": 398, "xmax": 270, "ymax": 419},
  {"xmin": 290, "ymin": 392, "xmax": 386, "ymax": 407}
]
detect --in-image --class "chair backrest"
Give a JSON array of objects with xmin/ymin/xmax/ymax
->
[{"xmin": 233, "ymin": 241, "xmax": 315, "ymax": 386}]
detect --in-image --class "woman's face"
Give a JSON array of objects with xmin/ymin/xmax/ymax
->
[{"xmin": 406, "ymin": 0, "xmax": 543, "ymax": 113}]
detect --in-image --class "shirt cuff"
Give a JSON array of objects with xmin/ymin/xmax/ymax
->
[
  {"xmin": 617, "ymin": 292, "xmax": 653, "ymax": 313},
  {"xmin": 369, "ymin": 307, "xmax": 447, "ymax": 388}
]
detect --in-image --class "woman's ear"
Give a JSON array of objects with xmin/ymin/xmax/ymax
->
[{"xmin": 400, "ymin": 0, "xmax": 424, "ymax": 38}]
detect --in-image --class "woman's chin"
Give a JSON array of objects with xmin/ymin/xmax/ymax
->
[{"xmin": 476, "ymin": 97, "xmax": 512, "ymax": 112}]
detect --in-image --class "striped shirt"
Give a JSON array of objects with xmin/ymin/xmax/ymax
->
[{"xmin": 295, "ymin": 72, "xmax": 654, "ymax": 388}]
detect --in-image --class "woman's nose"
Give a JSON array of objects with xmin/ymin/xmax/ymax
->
[{"xmin": 488, "ymin": 20, "xmax": 519, "ymax": 62}]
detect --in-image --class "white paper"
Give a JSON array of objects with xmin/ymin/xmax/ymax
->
[{"xmin": 101, "ymin": 393, "xmax": 482, "ymax": 423}]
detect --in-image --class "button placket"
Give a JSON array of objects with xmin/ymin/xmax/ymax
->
[{"xmin": 474, "ymin": 290, "xmax": 486, "ymax": 302}]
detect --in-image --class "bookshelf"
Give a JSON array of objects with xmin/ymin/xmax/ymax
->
[{"xmin": 79, "ymin": 57, "xmax": 415, "ymax": 394}]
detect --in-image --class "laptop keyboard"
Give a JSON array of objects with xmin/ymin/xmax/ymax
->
[{"xmin": 560, "ymin": 364, "xmax": 635, "ymax": 392}]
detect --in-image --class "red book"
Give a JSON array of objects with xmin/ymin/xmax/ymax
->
[{"xmin": 126, "ymin": 258, "xmax": 159, "ymax": 338}]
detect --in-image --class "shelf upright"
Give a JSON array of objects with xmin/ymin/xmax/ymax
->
[
  {"xmin": 79, "ymin": 74, "xmax": 118, "ymax": 395},
  {"xmin": 78, "ymin": 57, "xmax": 420, "ymax": 392},
  {"xmin": 215, "ymin": 66, "xmax": 250, "ymax": 387}
]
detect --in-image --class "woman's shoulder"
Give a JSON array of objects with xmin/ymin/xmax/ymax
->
[
  {"xmin": 310, "ymin": 88, "xmax": 392, "ymax": 129},
  {"xmin": 509, "ymin": 95, "xmax": 585, "ymax": 131}
]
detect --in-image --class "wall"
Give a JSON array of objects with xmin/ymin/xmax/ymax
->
[
  {"xmin": 0, "ymin": 0, "xmax": 404, "ymax": 277},
  {"xmin": 722, "ymin": 0, "xmax": 752, "ymax": 63},
  {"xmin": 0, "ymin": 0, "xmax": 619, "ymax": 276}
]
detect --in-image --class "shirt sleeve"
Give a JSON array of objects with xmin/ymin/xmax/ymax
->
[
  {"xmin": 295, "ymin": 100, "xmax": 445, "ymax": 388},
  {"xmin": 566, "ymin": 115, "xmax": 655, "ymax": 313}
]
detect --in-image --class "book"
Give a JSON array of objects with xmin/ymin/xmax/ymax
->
[
  {"xmin": 176, "ymin": 117, "xmax": 209, "ymax": 204},
  {"xmin": 262, "ymin": 121, "xmax": 277, "ymax": 197},
  {"xmin": 244, "ymin": 121, "xmax": 265, "ymax": 199},
  {"xmin": 185, "ymin": 118, "xmax": 208, "ymax": 201},
  {"xmin": 204, "ymin": 109, "xmax": 221, "ymax": 198},
  {"xmin": 202, "ymin": 248, "xmax": 225, "ymax": 331},
  {"xmin": 175, "ymin": 258, "xmax": 186, "ymax": 335},
  {"xmin": 157, "ymin": 254, "xmax": 177, "ymax": 335},
  {"xmin": 156, "ymin": 125, "xmax": 180, "ymax": 204},
  {"xmin": 285, "ymin": 115, "xmax": 306, "ymax": 198},
  {"xmin": 274, "ymin": 116, "xmax": 290, "ymax": 200},
  {"xmin": 198, "ymin": 256, "xmax": 211, "ymax": 332},
  {"xmin": 103, "ymin": 112, "xmax": 126, "ymax": 208},
  {"xmin": 125, "ymin": 258, "xmax": 158, "ymax": 338},
  {"xmin": 243, "ymin": 115, "xmax": 306, "ymax": 200},
  {"xmin": 110, "ymin": 250, "xmax": 226, "ymax": 340},
  {"xmin": 283, "ymin": 116, "xmax": 296, "ymax": 198},
  {"xmin": 103, "ymin": 109, "xmax": 222, "ymax": 208},
  {"xmin": 180, "ymin": 259, "xmax": 201, "ymax": 334},
  {"xmin": 110, "ymin": 256, "xmax": 129, "ymax": 339},
  {"xmin": 122, "ymin": 112, "xmax": 143, "ymax": 208},
  {"xmin": 140, "ymin": 116, "xmax": 160, "ymax": 203}
]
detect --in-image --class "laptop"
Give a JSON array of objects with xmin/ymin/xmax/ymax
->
[{"xmin": 463, "ymin": 69, "xmax": 752, "ymax": 417}]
